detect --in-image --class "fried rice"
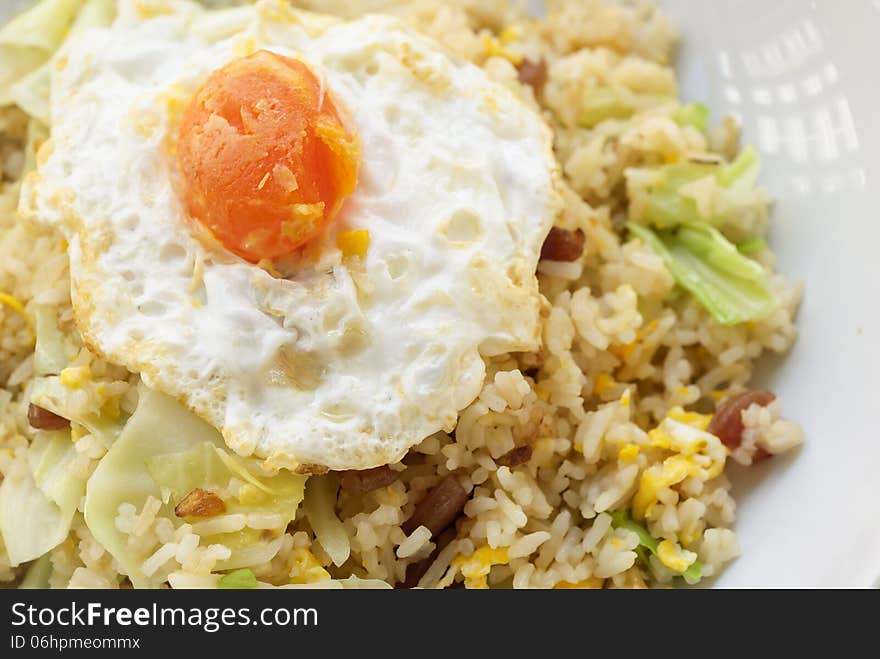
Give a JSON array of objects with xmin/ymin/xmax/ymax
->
[{"xmin": 0, "ymin": 0, "xmax": 803, "ymax": 589}]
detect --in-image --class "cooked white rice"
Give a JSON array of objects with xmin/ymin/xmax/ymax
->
[{"xmin": 0, "ymin": 0, "xmax": 803, "ymax": 589}]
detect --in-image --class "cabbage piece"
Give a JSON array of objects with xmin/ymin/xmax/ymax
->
[
  {"xmin": 0, "ymin": 449, "xmax": 76, "ymax": 567},
  {"xmin": 633, "ymin": 146, "xmax": 764, "ymax": 235},
  {"xmin": 716, "ymin": 145, "xmax": 759, "ymax": 188},
  {"xmin": 610, "ymin": 510, "xmax": 703, "ymax": 581},
  {"xmin": 217, "ymin": 568, "xmax": 257, "ymax": 590},
  {"xmin": 635, "ymin": 161, "xmax": 718, "ymax": 230},
  {"xmin": 0, "ymin": 0, "xmax": 82, "ymax": 105},
  {"xmin": 0, "ymin": 0, "xmax": 81, "ymax": 51},
  {"xmin": 85, "ymin": 385, "xmax": 306, "ymax": 587},
  {"xmin": 19, "ymin": 553, "xmax": 52, "ymax": 589},
  {"xmin": 29, "ymin": 376, "xmax": 123, "ymax": 448},
  {"xmin": 84, "ymin": 386, "xmax": 222, "ymax": 587},
  {"xmin": 2, "ymin": 0, "xmax": 117, "ymax": 122},
  {"xmin": 303, "ymin": 474, "xmax": 350, "ymax": 567},
  {"xmin": 147, "ymin": 441, "xmax": 306, "ymax": 571},
  {"xmin": 736, "ymin": 237, "xmax": 767, "ymax": 254},
  {"xmin": 28, "ymin": 429, "xmax": 84, "ymax": 513},
  {"xmin": 146, "ymin": 443, "xmax": 231, "ymax": 505},
  {"xmin": 0, "ymin": 429, "xmax": 82, "ymax": 566},
  {"xmin": 33, "ymin": 304, "xmax": 66, "ymax": 376},
  {"xmin": 8, "ymin": 61, "xmax": 52, "ymax": 124},
  {"xmin": 628, "ymin": 223, "xmax": 778, "ymax": 325},
  {"xmin": 578, "ymin": 87, "xmax": 671, "ymax": 128},
  {"xmin": 673, "ymin": 102, "xmax": 709, "ymax": 132}
]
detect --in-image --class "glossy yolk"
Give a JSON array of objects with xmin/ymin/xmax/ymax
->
[{"xmin": 177, "ymin": 50, "xmax": 359, "ymax": 262}]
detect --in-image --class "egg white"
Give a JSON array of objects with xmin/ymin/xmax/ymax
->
[{"xmin": 24, "ymin": 0, "xmax": 562, "ymax": 471}]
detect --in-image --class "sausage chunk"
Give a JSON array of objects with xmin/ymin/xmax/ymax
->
[
  {"xmin": 496, "ymin": 445, "xmax": 533, "ymax": 467},
  {"xmin": 540, "ymin": 227, "xmax": 585, "ymax": 262},
  {"xmin": 339, "ymin": 465, "xmax": 398, "ymax": 496},
  {"xmin": 708, "ymin": 390, "xmax": 776, "ymax": 461},
  {"xmin": 402, "ymin": 474, "xmax": 469, "ymax": 537},
  {"xmin": 27, "ymin": 404, "xmax": 70, "ymax": 431},
  {"xmin": 517, "ymin": 58, "xmax": 548, "ymax": 95}
]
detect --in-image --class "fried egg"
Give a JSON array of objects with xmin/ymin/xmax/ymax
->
[{"xmin": 23, "ymin": 0, "xmax": 562, "ymax": 471}]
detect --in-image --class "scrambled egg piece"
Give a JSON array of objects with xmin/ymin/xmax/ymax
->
[
  {"xmin": 0, "ymin": 292, "xmax": 34, "ymax": 336},
  {"xmin": 452, "ymin": 546, "xmax": 509, "ymax": 589},
  {"xmin": 632, "ymin": 407, "xmax": 726, "ymax": 519},
  {"xmin": 289, "ymin": 547, "xmax": 331, "ymax": 584},
  {"xmin": 657, "ymin": 539, "xmax": 698, "ymax": 573},
  {"xmin": 481, "ymin": 33, "xmax": 522, "ymax": 65},
  {"xmin": 60, "ymin": 365, "xmax": 91, "ymax": 389},
  {"xmin": 618, "ymin": 443, "xmax": 640, "ymax": 462},
  {"xmin": 593, "ymin": 372, "xmax": 616, "ymax": 395}
]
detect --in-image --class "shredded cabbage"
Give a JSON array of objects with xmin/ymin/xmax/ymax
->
[
  {"xmin": 33, "ymin": 304, "xmax": 66, "ymax": 376},
  {"xmin": 628, "ymin": 223, "xmax": 777, "ymax": 325},
  {"xmin": 633, "ymin": 145, "xmax": 764, "ymax": 236},
  {"xmin": 0, "ymin": 464, "xmax": 67, "ymax": 567},
  {"xmin": 0, "ymin": 0, "xmax": 81, "ymax": 106},
  {"xmin": 85, "ymin": 385, "xmax": 306, "ymax": 587},
  {"xmin": 579, "ymin": 87, "xmax": 671, "ymax": 128},
  {"xmin": 736, "ymin": 237, "xmax": 767, "ymax": 254},
  {"xmin": 672, "ymin": 102, "xmax": 709, "ymax": 133},
  {"xmin": 302, "ymin": 474, "xmax": 350, "ymax": 567},
  {"xmin": 19, "ymin": 553, "xmax": 53, "ymax": 589},
  {"xmin": 18, "ymin": 553, "xmax": 52, "ymax": 590},
  {"xmin": 1, "ymin": 0, "xmax": 117, "ymax": 122},
  {"xmin": 0, "ymin": 430, "xmax": 81, "ymax": 567},
  {"xmin": 28, "ymin": 429, "xmax": 84, "ymax": 513},
  {"xmin": 610, "ymin": 510, "xmax": 703, "ymax": 581}
]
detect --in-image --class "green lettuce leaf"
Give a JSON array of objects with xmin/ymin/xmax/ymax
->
[{"xmin": 628, "ymin": 222, "xmax": 778, "ymax": 325}]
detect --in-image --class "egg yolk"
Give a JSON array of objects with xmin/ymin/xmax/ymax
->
[{"xmin": 177, "ymin": 50, "xmax": 360, "ymax": 262}]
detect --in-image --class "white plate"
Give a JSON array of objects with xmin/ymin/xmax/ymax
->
[
  {"xmin": 3, "ymin": 0, "xmax": 879, "ymax": 587},
  {"xmin": 662, "ymin": 0, "xmax": 880, "ymax": 587}
]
